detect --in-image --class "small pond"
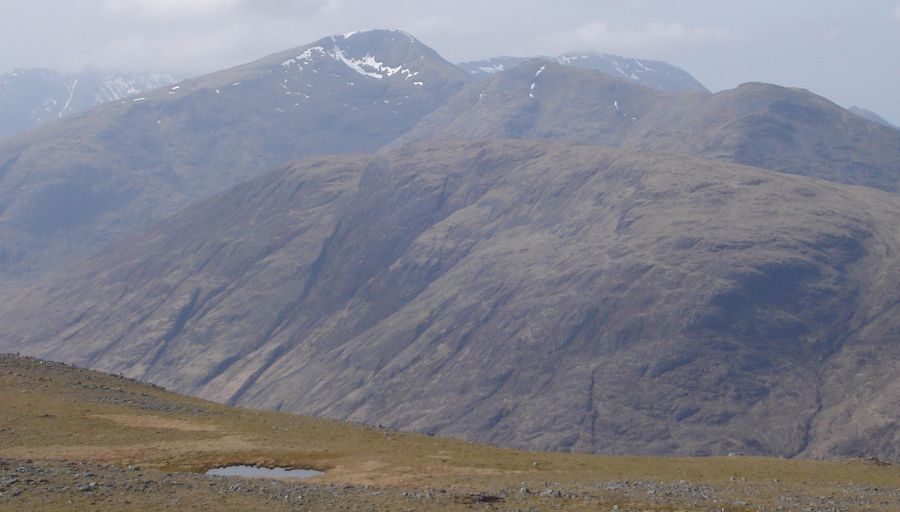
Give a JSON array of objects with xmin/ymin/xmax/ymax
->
[{"xmin": 205, "ymin": 465, "xmax": 323, "ymax": 480}]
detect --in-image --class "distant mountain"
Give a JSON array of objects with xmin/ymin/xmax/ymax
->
[
  {"xmin": 394, "ymin": 61, "xmax": 900, "ymax": 192},
  {"xmin": 459, "ymin": 53, "xmax": 708, "ymax": 93},
  {"xmin": 2, "ymin": 139, "xmax": 898, "ymax": 460},
  {"xmin": 848, "ymin": 106, "xmax": 898, "ymax": 130},
  {"xmin": 0, "ymin": 29, "xmax": 469, "ymax": 284},
  {"xmin": 0, "ymin": 68, "xmax": 175, "ymax": 139}
]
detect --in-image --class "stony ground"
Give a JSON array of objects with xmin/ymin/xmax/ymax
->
[{"xmin": 2, "ymin": 458, "xmax": 898, "ymax": 511}]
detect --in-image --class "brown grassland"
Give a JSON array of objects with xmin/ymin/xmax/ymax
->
[{"xmin": 0, "ymin": 354, "xmax": 897, "ymax": 511}]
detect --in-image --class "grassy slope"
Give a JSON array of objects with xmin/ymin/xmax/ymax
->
[{"xmin": 0, "ymin": 354, "xmax": 897, "ymax": 511}]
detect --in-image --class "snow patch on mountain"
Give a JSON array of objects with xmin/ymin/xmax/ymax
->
[
  {"xmin": 281, "ymin": 47, "xmax": 328, "ymax": 71},
  {"xmin": 529, "ymin": 65, "xmax": 546, "ymax": 98},
  {"xmin": 59, "ymin": 79, "xmax": 79, "ymax": 119},
  {"xmin": 330, "ymin": 42, "xmax": 390, "ymax": 79},
  {"xmin": 93, "ymin": 72, "xmax": 174, "ymax": 104},
  {"xmin": 479, "ymin": 64, "xmax": 506, "ymax": 74}
]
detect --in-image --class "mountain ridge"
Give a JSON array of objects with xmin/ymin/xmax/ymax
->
[
  {"xmin": 392, "ymin": 61, "xmax": 900, "ymax": 193},
  {"xmin": 459, "ymin": 53, "xmax": 708, "ymax": 93}
]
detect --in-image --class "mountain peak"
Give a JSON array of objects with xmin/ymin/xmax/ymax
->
[
  {"xmin": 279, "ymin": 33, "xmax": 425, "ymax": 82},
  {"xmin": 248, "ymin": 29, "xmax": 467, "ymax": 90}
]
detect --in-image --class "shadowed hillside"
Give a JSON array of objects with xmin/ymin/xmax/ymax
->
[{"xmin": 2, "ymin": 139, "xmax": 897, "ymax": 459}]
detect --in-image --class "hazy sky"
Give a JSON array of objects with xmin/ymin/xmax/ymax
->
[{"xmin": 2, "ymin": 0, "xmax": 898, "ymax": 123}]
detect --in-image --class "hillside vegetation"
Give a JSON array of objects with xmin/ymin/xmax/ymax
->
[{"xmin": 1, "ymin": 354, "xmax": 898, "ymax": 511}]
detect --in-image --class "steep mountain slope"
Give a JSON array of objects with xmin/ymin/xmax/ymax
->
[
  {"xmin": 459, "ymin": 53, "xmax": 708, "ymax": 92},
  {"xmin": 849, "ymin": 106, "xmax": 898, "ymax": 130},
  {"xmin": 0, "ymin": 68, "xmax": 176, "ymax": 140},
  {"xmin": 0, "ymin": 30, "xmax": 469, "ymax": 283},
  {"xmin": 2, "ymin": 139, "xmax": 897, "ymax": 459},
  {"xmin": 394, "ymin": 61, "xmax": 900, "ymax": 193}
]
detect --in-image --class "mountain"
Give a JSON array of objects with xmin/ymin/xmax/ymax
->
[
  {"xmin": 0, "ymin": 29, "xmax": 469, "ymax": 284},
  {"xmin": 458, "ymin": 53, "xmax": 708, "ymax": 92},
  {"xmin": 3, "ymin": 139, "xmax": 897, "ymax": 459},
  {"xmin": 394, "ymin": 61, "xmax": 900, "ymax": 193},
  {"xmin": 0, "ymin": 68, "xmax": 175, "ymax": 139},
  {"xmin": 848, "ymin": 106, "xmax": 898, "ymax": 130}
]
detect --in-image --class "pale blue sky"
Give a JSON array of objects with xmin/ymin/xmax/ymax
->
[{"xmin": 1, "ymin": 0, "xmax": 898, "ymax": 123}]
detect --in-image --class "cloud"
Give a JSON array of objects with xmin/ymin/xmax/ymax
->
[
  {"xmin": 81, "ymin": 0, "xmax": 346, "ymax": 72},
  {"xmin": 393, "ymin": 14, "xmax": 475, "ymax": 44},
  {"xmin": 101, "ymin": 0, "xmax": 333, "ymax": 21},
  {"xmin": 397, "ymin": 15, "xmax": 470, "ymax": 36},
  {"xmin": 538, "ymin": 20, "xmax": 734, "ymax": 55},
  {"xmin": 74, "ymin": 30, "xmax": 246, "ymax": 72},
  {"xmin": 894, "ymin": 6, "xmax": 900, "ymax": 22},
  {"xmin": 102, "ymin": 0, "xmax": 241, "ymax": 19}
]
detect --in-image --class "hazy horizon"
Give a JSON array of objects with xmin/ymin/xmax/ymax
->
[{"xmin": 2, "ymin": 1, "xmax": 898, "ymax": 124}]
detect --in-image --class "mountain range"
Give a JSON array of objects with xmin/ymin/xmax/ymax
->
[
  {"xmin": 0, "ymin": 30, "xmax": 467, "ymax": 284},
  {"xmin": 459, "ymin": 53, "xmax": 708, "ymax": 93},
  {"xmin": 0, "ymin": 30, "xmax": 897, "ymax": 460},
  {"xmin": 0, "ymin": 68, "xmax": 175, "ymax": 139}
]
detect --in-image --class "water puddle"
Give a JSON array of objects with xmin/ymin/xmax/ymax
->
[{"xmin": 205, "ymin": 465, "xmax": 323, "ymax": 480}]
